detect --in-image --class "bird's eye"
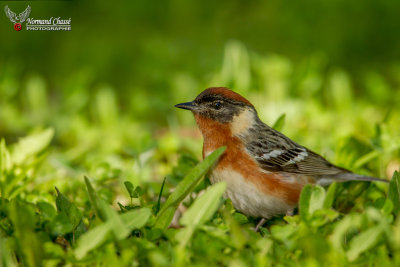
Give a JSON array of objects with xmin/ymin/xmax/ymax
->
[{"xmin": 214, "ymin": 101, "xmax": 222, "ymax": 110}]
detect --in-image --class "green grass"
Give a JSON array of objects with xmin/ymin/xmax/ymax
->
[
  {"xmin": 0, "ymin": 130, "xmax": 399, "ymax": 266},
  {"xmin": 1, "ymin": 43, "xmax": 400, "ymax": 266}
]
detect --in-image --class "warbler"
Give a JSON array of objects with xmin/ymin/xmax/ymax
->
[{"xmin": 175, "ymin": 87, "xmax": 387, "ymax": 227}]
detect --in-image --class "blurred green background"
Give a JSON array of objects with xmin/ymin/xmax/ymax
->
[
  {"xmin": 0, "ymin": 0, "xmax": 399, "ymax": 192},
  {"xmin": 1, "ymin": 1, "xmax": 400, "ymax": 266}
]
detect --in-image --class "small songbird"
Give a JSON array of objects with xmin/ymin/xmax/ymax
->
[{"xmin": 175, "ymin": 87, "xmax": 387, "ymax": 226}]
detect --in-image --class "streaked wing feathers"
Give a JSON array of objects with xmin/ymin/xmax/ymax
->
[{"xmin": 245, "ymin": 126, "xmax": 350, "ymax": 177}]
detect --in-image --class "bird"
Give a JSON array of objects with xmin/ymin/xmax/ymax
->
[{"xmin": 175, "ymin": 87, "xmax": 388, "ymax": 229}]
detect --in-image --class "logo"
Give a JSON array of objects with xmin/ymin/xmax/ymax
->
[
  {"xmin": 4, "ymin": 5, "xmax": 71, "ymax": 31},
  {"xmin": 14, "ymin": 23, "xmax": 22, "ymax": 31},
  {"xmin": 4, "ymin": 5, "xmax": 31, "ymax": 31}
]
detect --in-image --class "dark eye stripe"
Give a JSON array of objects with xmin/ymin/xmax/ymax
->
[{"xmin": 196, "ymin": 95, "xmax": 248, "ymax": 107}]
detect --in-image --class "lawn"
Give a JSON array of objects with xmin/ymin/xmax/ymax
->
[{"xmin": 1, "ymin": 1, "xmax": 400, "ymax": 266}]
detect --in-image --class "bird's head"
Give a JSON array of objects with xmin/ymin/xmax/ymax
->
[{"xmin": 175, "ymin": 87, "xmax": 257, "ymax": 136}]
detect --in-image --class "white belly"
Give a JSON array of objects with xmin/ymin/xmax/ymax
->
[{"xmin": 209, "ymin": 168, "xmax": 293, "ymax": 218}]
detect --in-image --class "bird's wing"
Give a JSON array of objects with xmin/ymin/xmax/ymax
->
[
  {"xmin": 243, "ymin": 122, "xmax": 387, "ymax": 184},
  {"xmin": 249, "ymin": 142, "xmax": 346, "ymax": 176},
  {"xmin": 244, "ymin": 124, "xmax": 349, "ymax": 177},
  {"xmin": 18, "ymin": 5, "xmax": 31, "ymax": 23},
  {"xmin": 4, "ymin": 6, "xmax": 17, "ymax": 23}
]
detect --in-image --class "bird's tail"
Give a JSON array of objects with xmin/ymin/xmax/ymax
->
[{"xmin": 317, "ymin": 173, "xmax": 389, "ymax": 186}]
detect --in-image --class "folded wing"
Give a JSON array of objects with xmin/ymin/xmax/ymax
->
[{"xmin": 244, "ymin": 124, "xmax": 387, "ymax": 184}]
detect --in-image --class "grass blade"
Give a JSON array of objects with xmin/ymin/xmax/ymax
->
[
  {"xmin": 178, "ymin": 182, "xmax": 226, "ymax": 247},
  {"xmin": 272, "ymin": 113, "xmax": 286, "ymax": 131},
  {"xmin": 154, "ymin": 177, "xmax": 167, "ymax": 215},
  {"xmin": 155, "ymin": 147, "xmax": 226, "ymax": 230},
  {"xmin": 74, "ymin": 222, "xmax": 111, "ymax": 260},
  {"xmin": 388, "ymin": 171, "xmax": 400, "ymax": 214},
  {"xmin": 84, "ymin": 176, "xmax": 105, "ymax": 221}
]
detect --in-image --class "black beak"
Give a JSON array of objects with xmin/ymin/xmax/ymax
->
[{"xmin": 174, "ymin": 101, "xmax": 197, "ymax": 111}]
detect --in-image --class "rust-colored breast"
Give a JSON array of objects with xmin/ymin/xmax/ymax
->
[{"xmin": 195, "ymin": 114, "xmax": 303, "ymax": 205}]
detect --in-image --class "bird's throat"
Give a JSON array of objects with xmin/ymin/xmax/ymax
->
[{"xmin": 194, "ymin": 114, "xmax": 232, "ymax": 159}]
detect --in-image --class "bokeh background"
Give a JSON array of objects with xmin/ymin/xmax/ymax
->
[
  {"xmin": 1, "ymin": 1, "xmax": 400, "ymax": 266},
  {"xmin": 0, "ymin": 0, "xmax": 399, "ymax": 199}
]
